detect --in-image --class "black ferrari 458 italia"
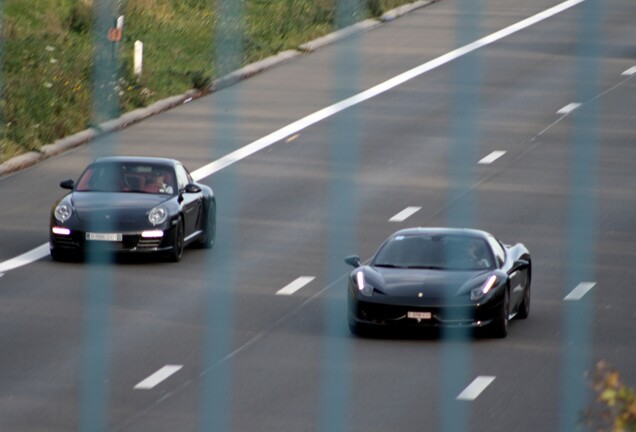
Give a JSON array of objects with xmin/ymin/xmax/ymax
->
[
  {"xmin": 345, "ymin": 228, "xmax": 531, "ymax": 338},
  {"xmin": 49, "ymin": 156, "xmax": 216, "ymax": 262}
]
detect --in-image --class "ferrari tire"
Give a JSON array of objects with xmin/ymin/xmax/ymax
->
[
  {"xmin": 516, "ymin": 269, "xmax": 531, "ymax": 320},
  {"xmin": 198, "ymin": 201, "xmax": 216, "ymax": 249},
  {"xmin": 490, "ymin": 288, "xmax": 509, "ymax": 338},
  {"xmin": 167, "ymin": 218, "xmax": 184, "ymax": 262},
  {"xmin": 349, "ymin": 321, "xmax": 374, "ymax": 337}
]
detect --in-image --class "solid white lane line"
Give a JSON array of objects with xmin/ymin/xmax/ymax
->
[
  {"xmin": 621, "ymin": 66, "xmax": 636, "ymax": 76},
  {"xmin": 0, "ymin": 0, "xmax": 587, "ymax": 274},
  {"xmin": 276, "ymin": 276, "xmax": 315, "ymax": 296},
  {"xmin": 456, "ymin": 376, "xmax": 496, "ymax": 401},
  {"xmin": 557, "ymin": 103, "xmax": 581, "ymax": 115},
  {"xmin": 286, "ymin": 134, "xmax": 300, "ymax": 142},
  {"xmin": 134, "ymin": 365, "xmax": 183, "ymax": 390},
  {"xmin": 191, "ymin": 0, "xmax": 585, "ymax": 181},
  {"xmin": 478, "ymin": 151, "xmax": 506, "ymax": 165},
  {"xmin": 564, "ymin": 282, "xmax": 596, "ymax": 301},
  {"xmin": 389, "ymin": 206, "xmax": 422, "ymax": 222},
  {"xmin": 0, "ymin": 244, "xmax": 50, "ymax": 274}
]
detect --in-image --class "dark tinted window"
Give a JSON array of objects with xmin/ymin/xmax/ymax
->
[{"xmin": 373, "ymin": 234, "xmax": 495, "ymax": 271}]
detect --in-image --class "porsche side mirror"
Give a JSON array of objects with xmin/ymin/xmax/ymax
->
[
  {"xmin": 184, "ymin": 183, "xmax": 201, "ymax": 194},
  {"xmin": 345, "ymin": 255, "xmax": 361, "ymax": 268},
  {"xmin": 60, "ymin": 179, "xmax": 74, "ymax": 190}
]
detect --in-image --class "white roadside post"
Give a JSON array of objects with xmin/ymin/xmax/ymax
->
[{"xmin": 134, "ymin": 41, "xmax": 143, "ymax": 78}]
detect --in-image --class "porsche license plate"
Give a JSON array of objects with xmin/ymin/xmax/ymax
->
[
  {"xmin": 408, "ymin": 311, "xmax": 432, "ymax": 320},
  {"xmin": 86, "ymin": 232, "xmax": 122, "ymax": 242}
]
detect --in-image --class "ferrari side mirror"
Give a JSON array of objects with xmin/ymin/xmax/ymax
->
[{"xmin": 345, "ymin": 255, "xmax": 361, "ymax": 268}]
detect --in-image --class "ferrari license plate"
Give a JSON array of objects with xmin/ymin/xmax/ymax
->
[
  {"xmin": 86, "ymin": 232, "xmax": 122, "ymax": 242},
  {"xmin": 408, "ymin": 311, "xmax": 432, "ymax": 320}
]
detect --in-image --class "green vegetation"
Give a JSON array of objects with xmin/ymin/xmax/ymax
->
[
  {"xmin": 0, "ymin": 0, "xmax": 417, "ymax": 163},
  {"xmin": 583, "ymin": 361, "xmax": 636, "ymax": 431}
]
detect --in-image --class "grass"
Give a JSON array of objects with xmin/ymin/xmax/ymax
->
[{"xmin": 1, "ymin": 0, "xmax": 420, "ymax": 163}]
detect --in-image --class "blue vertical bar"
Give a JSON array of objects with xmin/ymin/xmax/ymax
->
[
  {"xmin": 440, "ymin": 0, "xmax": 483, "ymax": 431},
  {"xmin": 199, "ymin": 1, "xmax": 243, "ymax": 431},
  {"xmin": 80, "ymin": 1, "xmax": 121, "ymax": 432},
  {"xmin": 559, "ymin": 0, "xmax": 604, "ymax": 430},
  {"xmin": 320, "ymin": 1, "xmax": 362, "ymax": 432}
]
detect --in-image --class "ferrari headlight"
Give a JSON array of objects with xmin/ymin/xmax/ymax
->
[
  {"xmin": 148, "ymin": 206, "xmax": 168, "ymax": 225},
  {"xmin": 471, "ymin": 274, "xmax": 497, "ymax": 301},
  {"xmin": 355, "ymin": 271, "xmax": 374, "ymax": 297},
  {"xmin": 54, "ymin": 203, "xmax": 73, "ymax": 223}
]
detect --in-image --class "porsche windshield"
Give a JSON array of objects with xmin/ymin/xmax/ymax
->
[
  {"xmin": 75, "ymin": 162, "xmax": 176, "ymax": 194},
  {"xmin": 372, "ymin": 234, "xmax": 495, "ymax": 271}
]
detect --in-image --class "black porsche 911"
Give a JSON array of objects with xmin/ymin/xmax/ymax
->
[
  {"xmin": 49, "ymin": 156, "xmax": 216, "ymax": 262},
  {"xmin": 345, "ymin": 228, "xmax": 531, "ymax": 338}
]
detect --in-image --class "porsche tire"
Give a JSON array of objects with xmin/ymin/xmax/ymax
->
[
  {"xmin": 167, "ymin": 218, "xmax": 184, "ymax": 262},
  {"xmin": 50, "ymin": 248, "xmax": 71, "ymax": 262},
  {"xmin": 198, "ymin": 201, "xmax": 216, "ymax": 249}
]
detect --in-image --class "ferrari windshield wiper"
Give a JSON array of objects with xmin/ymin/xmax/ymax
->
[{"xmin": 373, "ymin": 263, "xmax": 406, "ymax": 269}]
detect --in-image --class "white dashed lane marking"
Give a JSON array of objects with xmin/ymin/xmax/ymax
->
[
  {"xmin": 276, "ymin": 276, "xmax": 315, "ymax": 296},
  {"xmin": 621, "ymin": 66, "xmax": 636, "ymax": 76},
  {"xmin": 564, "ymin": 282, "xmax": 596, "ymax": 301},
  {"xmin": 0, "ymin": 0, "xmax": 588, "ymax": 275},
  {"xmin": 134, "ymin": 365, "xmax": 183, "ymax": 390},
  {"xmin": 478, "ymin": 151, "xmax": 506, "ymax": 165},
  {"xmin": 456, "ymin": 376, "xmax": 496, "ymax": 401},
  {"xmin": 557, "ymin": 103, "xmax": 581, "ymax": 115},
  {"xmin": 389, "ymin": 207, "xmax": 422, "ymax": 223}
]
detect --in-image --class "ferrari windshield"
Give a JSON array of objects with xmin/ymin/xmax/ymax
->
[
  {"xmin": 75, "ymin": 162, "xmax": 176, "ymax": 194},
  {"xmin": 372, "ymin": 234, "xmax": 495, "ymax": 271}
]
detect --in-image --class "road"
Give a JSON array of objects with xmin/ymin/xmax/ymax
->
[{"xmin": 0, "ymin": 0, "xmax": 635, "ymax": 431}]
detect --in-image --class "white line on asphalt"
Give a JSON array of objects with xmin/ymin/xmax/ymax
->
[
  {"xmin": 286, "ymin": 134, "xmax": 300, "ymax": 142},
  {"xmin": 0, "ymin": 0, "xmax": 587, "ymax": 274},
  {"xmin": 621, "ymin": 66, "xmax": 636, "ymax": 76},
  {"xmin": 134, "ymin": 365, "xmax": 183, "ymax": 390},
  {"xmin": 276, "ymin": 276, "xmax": 315, "ymax": 296},
  {"xmin": 191, "ymin": 0, "xmax": 585, "ymax": 181},
  {"xmin": 389, "ymin": 206, "xmax": 422, "ymax": 222},
  {"xmin": 557, "ymin": 103, "xmax": 581, "ymax": 115},
  {"xmin": 564, "ymin": 282, "xmax": 596, "ymax": 301},
  {"xmin": 456, "ymin": 376, "xmax": 496, "ymax": 401},
  {"xmin": 0, "ymin": 244, "xmax": 50, "ymax": 274},
  {"xmin": 478, "ymin": 151, "xmax": 506, "ymax": 165}
]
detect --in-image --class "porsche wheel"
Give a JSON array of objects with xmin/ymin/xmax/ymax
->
[
  {"xmin": 198, "ymin": 201, "xmax": 216, "ymax": 249},
  {"xmin": 490, "ymin": 288, "xmax": 509, "ymax": 338},
  {"xmin": 50, "ymin": 248, "xmax": 70, "ymax": 262},
  {"xmin": 168, "ymin": 218, "xmax": 184, "ymax": 262}
]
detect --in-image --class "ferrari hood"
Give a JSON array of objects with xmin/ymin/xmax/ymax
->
[
  {"xmin": 369, "ymin": 267, "xmax": 491, "ymax": 299},
  {"xmin": 71, "ymin": 192, "xmax": 169, "ymax": 222}
]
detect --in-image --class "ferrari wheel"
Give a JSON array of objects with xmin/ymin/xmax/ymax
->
[
  {"xmin": 198, "ymin": 201, "xmax": 216, "ymax": 249},
  {"xmin": 168, "ymin": 218, "xmax": 184, "ymax": 262},
  {"xmin": 349, "ymin": 321, "xmax": 373, "ymax": 337},
  {"xmin": 517, "ymin": 273, "xmax": 531, "ymax": 319},
  {"xmin": 490, "ymin": 288, "xmax": 509, "ymax": 338}
]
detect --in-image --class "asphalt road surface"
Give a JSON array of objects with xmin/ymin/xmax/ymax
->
[{"xmin": 1, "ymin": 0, "xmax": 635, "ymax": 431}]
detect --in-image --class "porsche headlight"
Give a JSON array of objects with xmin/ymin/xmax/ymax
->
[
  {"xmin": 54, "ymin": 203, "xmax": 73, "ymax": 223},
  {"xmin": 148, "ymin": 206, "xmax": 168, "ymax": 225},
  {"xmin": 355, "ymin": 271, "xmax": 374, "ymax": 297},
  {"xmin": 471, "ymin": 274, "xmax": 497, "ymax": 301}
]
